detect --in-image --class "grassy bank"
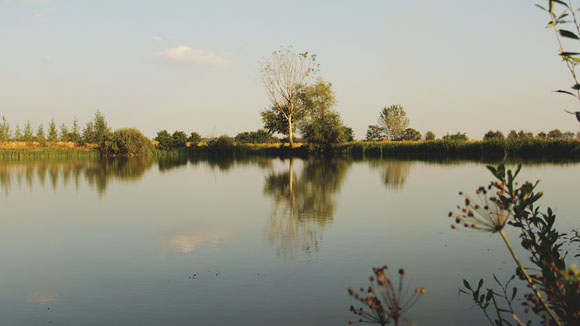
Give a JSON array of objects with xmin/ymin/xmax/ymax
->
[
  {"xmin": 339, "ymin": 139, "xmax": 580, "ymax": 160},
  {"xmin": 2, "ymin": 139, "xmax": 580, "ymax": 161}
]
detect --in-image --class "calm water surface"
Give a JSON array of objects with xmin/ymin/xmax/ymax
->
[{"xmin": 0, "ymin": 157, "xmax": 578, "ymax": 325}]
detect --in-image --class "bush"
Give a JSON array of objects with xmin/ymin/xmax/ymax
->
[
  {"xmin": 235, "ymin": 129, "xmax": 277, "ymax": 144},
  {"xmin": 188, "ymin": 132, "xmax": 202, "ymax": 144},
  {"xmin": 172, "ymin": 131, "xmax": 187, "ymax": 147},
  {"xmin": 442, "ymin": 132, "xmax": 468, "ymax": 141},
  {"xmin": 100, "ymin": 128, "xmax": 148, "ymax": 155},
  {"xmin": 207, "ymin": 135, "xmax": 236, "ymax": 155},
  {"xmin": 483, "ymin": 130, "xmax": 505, "ymax": 140},
  {"xmin": 424, "ymin": 130, "xmax": 435, "ymax": 141}
]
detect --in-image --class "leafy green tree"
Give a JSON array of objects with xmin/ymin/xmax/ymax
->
[
  {"xmin": 297, "ymin": 80, "xmax": 347, "ymax": 151},
  {"xmin": 0, "ymin": 116, "xmax": 10, "ymax": 141},
  {"xmin": 23, "ymin": 121, "xmax": 34, "ymax": 142},
  {"xmin": 366, "ymin": 125, "xmax": 384, "ymax": 141},
  {"xmin": 424, "ymin": 130, "xmax": 435, "ymax": 141},
  {"xmin": 343, "ymin": 126, "xmax": 354, "ymax": 142},
  {"xmin": 378, "ymin": 105, "xmax": 409, "ymax": 141},
  {"xmin": 154, "ymin": 130, "xmax": 173, "ymax": 150},
  {"xmin": 401, "ymin": 128, "xmax": 421, "ymax": 141},
  {"xmin": 441, "ymin": 132, "xmax": 468, "ymax": 141},
  {"xmin": 483, "ymin": 130, "xmax": 504, "ymax": 140},
  {"xmin": 171, "ymin": 131, "xmax": 187, "ymax": 148},
  {"xmin": 188, "ymin": 132, "xmax": 202, "ymax": 144},
  {"xmin": 260, "ymin": 46, "xmax": 319, "ymax": 148},
  {"xmin": 548, "ymin": 129, "xmax": 562, "ymax": 138},
  {"xmin": 235, "ymin": 129, "xmax": 277, "ymax": 144},
  {"xmin": 562, "ymin": 131, "xmax": 575, "ymax": 139},
  {"xmin": 507, "ymin": 130, "xmax": 518, "ymax": 139},
  {"xmin": 100, "ymin": 128, "xmax": 148, "ymax": 155},
  {"xmin": 83, "ymin": 110, "xmax": 111, "ymax": 144},
  {"xmin": 36, "ymin": 123, "xmax": 46, "ymax": 143},
  {"xmin": 13, "ymin": 124, "xmax": 22, "ymax": 141},
  {"xmin": 69, "ymin": 119, "xmax": 81, "ymax": 144},
  {"xmin": 48, "ymin": 119, "xmax": 58, "ymax": 142},
  {"xmin": 537, "ymin": 131, "xmax": 547, "ymax": 139},
  {"xmin": 60, "ymin": 123, "xmax": 69, "ymax": 141}
]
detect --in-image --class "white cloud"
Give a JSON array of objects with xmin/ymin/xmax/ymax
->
[
  {"xmin": 152, "ymin": 36, "xmax": 163, "ymax": 42},
  {"xmin": 153, "ymin": 46, "xmax": 231, "ymax": 69}
]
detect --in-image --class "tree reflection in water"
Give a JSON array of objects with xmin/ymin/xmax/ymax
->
[
  {"xmin": 263, "ymin": 157, "xmax": 350, "ymax": 258},
  {"xmin": 368, "ymin": 160, "xmax": 413, "ymax": 190}
]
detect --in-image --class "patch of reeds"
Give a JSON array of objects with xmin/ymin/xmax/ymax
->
[{"xmin": 0, "ymin": 149, "xmax": 100, "ymax": 160}]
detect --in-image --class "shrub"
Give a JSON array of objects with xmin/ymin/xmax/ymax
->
[
  {"xmin": 207, "ymin": 135, "xmax": 235, "ymax": 155},
  {"xmin": 483, "ymin": 130, "xmax": 504, "ymax": 140},
  {"xmin": 188, "ymin": 132, "xmax": 202, "ymax": 144},
  {"xmin": 424, "ymin": 130, "xmax": 435, "ymax": 141},
  {"xmin": 100, "ymin": 128, "xmax": 148, "ymax": 155},
  {"xmin": 235, "ymin": 129, "xmax": 277, "ymax": 144},
  {"xmin": 172, "ymin": 131, "xmax": 187, "ymax": 148},
  {"xmin": 441, "ymin": 132, "xmax": 468, "ymax": 141}
]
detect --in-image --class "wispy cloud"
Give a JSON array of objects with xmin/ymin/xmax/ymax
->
[{"xmin": 153, "ymin": 46, "xmax": 231, "ymax": 69}]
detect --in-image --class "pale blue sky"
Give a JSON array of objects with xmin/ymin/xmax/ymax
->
[{"xmin": 0, "ymin": 0, "xmax": 578, "ymax": 139}]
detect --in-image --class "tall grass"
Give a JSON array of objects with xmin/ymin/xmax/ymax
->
[
  {"xmin": 340, "ymin": 139, "xmax": 580, "ymax": 160},
  {"xmin": 0, "ymin": 149, "xmax": 100, "ymax": 160}
]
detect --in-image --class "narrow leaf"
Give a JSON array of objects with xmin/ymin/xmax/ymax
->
[
  {"xmin": 554, "ymin": 89, "xmax": 577, "ymax": 96},
  {"xmin": 558, "ymin": 29, "xmax": 580, "ymax": 39},
  {"xmin": 463, "ymin": 279, "xmax": 471, "ymax": 290}
]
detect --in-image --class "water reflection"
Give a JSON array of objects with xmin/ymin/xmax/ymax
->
[
  {"xmin": 263, "ymin": 158, "xmax": 350, "ymax": 258},
  {"xmin": 0, "ymin": 158, "xmax": 154, "ymax": 195},
  {"xmin": 369, "ymin": 160, "xmax": 414, "ymax": 189}
]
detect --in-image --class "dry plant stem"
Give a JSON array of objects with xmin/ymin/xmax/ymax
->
[{"xmin": 499, "ymin": 230, "xmax": 562, "ymax": 326}]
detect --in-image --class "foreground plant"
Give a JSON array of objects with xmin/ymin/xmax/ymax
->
[
  {"xmin": 347, "ymin": 266, "xmax": 425, "ymax": 326},
  {"xmin": 450, "ymin": 163, "xmax": 580, "ymax": 325}
]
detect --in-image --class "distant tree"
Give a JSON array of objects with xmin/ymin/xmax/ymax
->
[
  {"xmin": 576, "ymin": 131, "xmax": 580, "ymax": 139},
  {"xmin": 235, "ymin": 129, "xmax": 277, "ymax": 144},
  {"xmin": 343, "ymin": 126, "xmax": 354, "ymax": 142},
  {"xmin": 188, "ymin": 132, "xmax": 202, "ymax": 144},
  {"xmin": 517, "ymin": 130, "xmax": 534, "ymax": 138},
  {"xmin": 548, "ymin": 129, "xmax": 562, "ymax": 138},
  {"xmin": 401, "ymin": 128, "xmax": 421, "ymax": 141},
  {"xmin": 48, "ymin": 119, "xmax": 58, "ymax": 142},
  {"xmin": 172, "ymin": 131, "xmax": 188, "ymax": 148},
  {"xmin": 366, "ymin": 125, "xmax": 384, "ymax": 141},
  {"xmin": 100, "ymin": 128, "xmax": 148, "ymax": 155},
  {"xmin": 297, "ymin": 79, "xmax": 347, "ymax": 151},
  {"xmin": 60, "ymin": 123, "xmax": 70, "ymax": 142},
  {"xmin": 442, "ymin": 132, "xmax": 468, "ymax": 141},
  {"xmin": 562, "ymin": 131, "xmax": 575, "ymax": 139},
  {"xmin": 537, "ymin": 131, "xmax": 547, "ymax": 139},
  {"xmin": 23, "ymin": 121, "xmax": 34, "ymax": 142},
  {"xmin": 260, "ymin": 46, "xmax": 319, "ymax": 148},
  {"xmin": 69, "ymin": 119, "xmax": 82, "ymax": 144},
  {"xmin": 378, "ymin": 105, "xmax": 409, "ymax": 141},
  {"xmin": 424, "ymin": 130, "xmax": 435, "ymax": 141},
  {"xmin": 13, "ymin": 124, "xmax": 22, "ymax": 141},
  {"xmin": 154, "ymin": 130, "xmax": 173, "ymax": 150},
  {"xmin": 36, "ymin": 123, "xmax": 46, "ymax": 143},
  {"xmin": 507, "ymin": 130, "xmax": 518, "ymax": 139},
  {"xmin": 0, "ymin": 116, "xmax": 10, "ymax": 141},
  {"xmin": 83, "ymin": 110, "xmax": 111, "ymax": 144},
  {"xmin": 483, "ymin": 130, "xmax": 505, "ymax": 140}
]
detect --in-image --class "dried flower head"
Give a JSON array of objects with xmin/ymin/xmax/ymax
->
[
  {"xmin": 348, "ymin": 265, "xmax": 425, "ymax": 325},
  {"xmin": 449, "ymin": 181, "xmax": 515, "ymax": 233}
]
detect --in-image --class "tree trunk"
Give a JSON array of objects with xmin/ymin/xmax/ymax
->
[{"xmin": 288, "ymin": 116, "xmax": 294, "ymax": 148}]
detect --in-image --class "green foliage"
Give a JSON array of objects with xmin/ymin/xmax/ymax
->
[
  {"xmin": 23, "ymin": 121, "xmax": 34, "ymax": 142},
  {"xmin": 188, "ymin": 132, "xmax": 202, "ymax": 144},
  {"xmin": 483, "ymin": 130, "xmax": 504, "ymax": 140},
  {"xmin": 342, "ymin": 126, "xmax": 354, "ymax": 142},
  {"xmin": 154, "ymin": 130, "xmax": 173, "ymax": 150},
  {"xmin": 100, "ymin": 128, "xmax": 149, "ymax": 155},
  {"xmin": 366, "ymin": 125, "xmax": 384, "ymax": 141},
  {"xmin": 261, "ymin": 106, "xmax": 299, "ymax": 136},
  {"xmin": 424, "ymin": 130, "xmax": 435, "ymax": 141},
  {"xmin": 60, "ymin": 123, "xmax": 69, "ymax": 142},
  {"xmin": 378, "ymin": 105, "xmax": 409, "ymax": 141},
  {"xmin": 13, "ymin": 125, "xmax": 22, "ymax": 141},
  {"xmin": 507, "ymin": 130, "xmax": 533, "ymax": 139},
  {"xmin": 48, "ymin": 119, "xmax": 58, "ymax": 142},
  {"xmin": 36, "ymin": 124, "xmax": 46, "ymax": 144},
  {"xmin": 400, "ymin": 128, "xmax": 421, "ymax": 141},
  {"xmin": 441, "ymin": 132, "xmax": 468, "ymax": 141},
  {"xmin": 207, "ymin": 135, "xmax": 236, "ymax": 155},
  {"xmin": 297, "ymin": 80, "xmax": 347, "ymax": 151},
  {"xmin": 83, "ymin": 110, "xmax": 111, "ymax": 144},
  {"xmin": 0, "ymin": 116, "xmax": 10, "ymax": 141},
  {"xmin": 235, "ymin": 129, "xmax": 277, "ymax": 144},
  {"xmin": 548, "ymin": 129, "xmax": 563, "ymax": 138},
  {"xmin": 69, "ymin": 120, "xmax": 82, "ymax": 144},
  {"xmin": 172, "ymin": 131, "xmax": 187, "ymax": 148}
]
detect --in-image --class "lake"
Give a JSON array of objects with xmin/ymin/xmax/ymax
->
[{"xmin": 0, "ymin": 157, "xmax": 578, "ymax": 325}]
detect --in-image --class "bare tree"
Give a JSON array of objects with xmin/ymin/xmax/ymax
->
[{"xmin": 260, "ymin": 46, "xmax": 318, "ymax": 147}]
